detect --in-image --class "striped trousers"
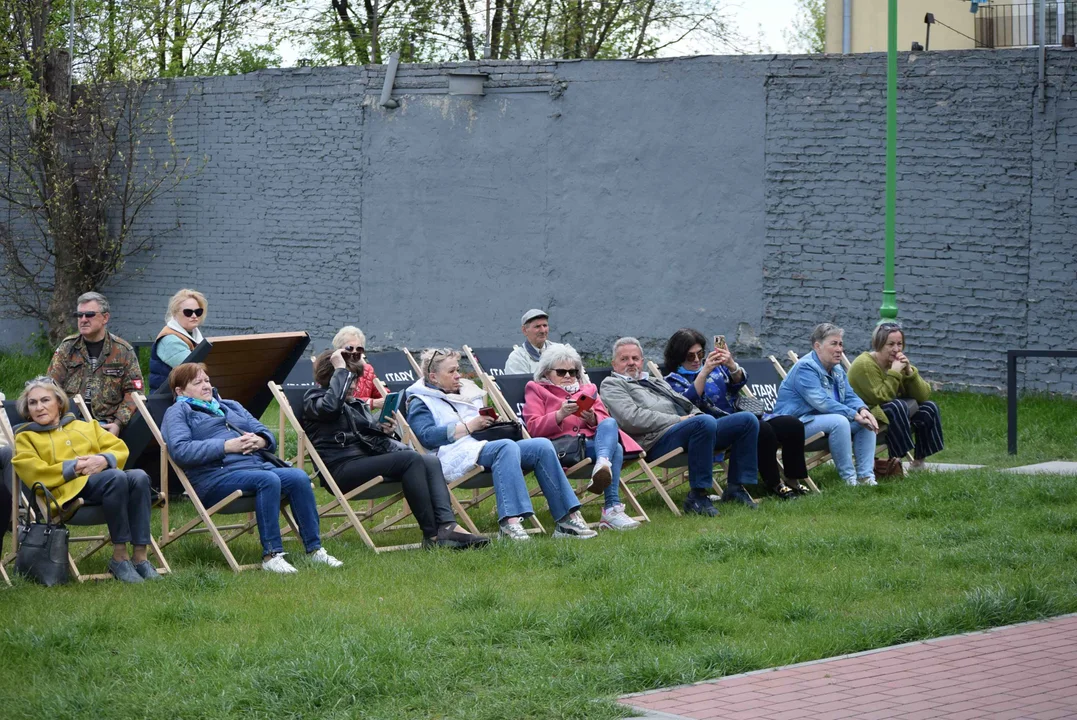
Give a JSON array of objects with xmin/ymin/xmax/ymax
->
[{"xmin": 881, "ymin": 399, "xmax": 944, "ymax": 460}]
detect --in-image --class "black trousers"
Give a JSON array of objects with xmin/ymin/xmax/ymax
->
[
  {"xmin": 0, "ymin": 445, "xmax": 12, "ymax": 536},
  {"xmin": 757, "ymin": 415, "xmax": 808, "ymax": 490},
  {"xmin": 76, "ymin": 468, "xmax": 153, "ymax": 545},
  {"xmin": 330, "ymin": 451, "xmax": 455, "ymax": 539}
]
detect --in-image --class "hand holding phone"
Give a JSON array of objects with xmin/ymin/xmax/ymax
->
[
  {"xmin": 377, "ymin": 392, "xmax": 401, "ymax": 423},
  {"xmin": 479, "ymin": 406, "xmax": 498, "ymax": 419},
  {"xmin": 573, "ymin": 394, "xmax": 596, "ymax": 416},
  {"xmin": 714, "ymin": 334, "xmax": 727, "ymax": 350}
]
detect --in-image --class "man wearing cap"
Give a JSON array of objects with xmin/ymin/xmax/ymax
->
[
  {"xmin": 47, "ymin": 291, "xmax": 145, "ymax": 436},
  {"xmin": 504, "ymin": 309, "xmax": 565, "ymax": 375}
]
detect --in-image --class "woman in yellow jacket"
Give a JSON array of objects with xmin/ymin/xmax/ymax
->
[{"xmin": 12, "ymin": 376, "xmax": 159, "ymax": 583}]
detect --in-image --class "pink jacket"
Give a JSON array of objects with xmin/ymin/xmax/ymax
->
[{"xmin": 523, "ymin": 381, "xmax": 643, "ymax": 454}]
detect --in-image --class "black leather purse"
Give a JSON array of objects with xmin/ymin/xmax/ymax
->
[
  {"xmin": 551, "ymin": 434, "xmax": 587, "ymax": 467},
  {"xmin": 15, "ymin": 483, "xmax": 70, "ymax": 586}
]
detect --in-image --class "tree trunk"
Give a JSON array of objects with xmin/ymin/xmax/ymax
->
[
  {"xmin": 458, "ymin": 0, "xmax": 477, "ymax": 60},
  {"xmin": 332, "ymin": 0, "xmax": 371, "ymax": 64},
  {"xmin": 490, "ymin": 0, "xmax": 505, "ymax": 58}
]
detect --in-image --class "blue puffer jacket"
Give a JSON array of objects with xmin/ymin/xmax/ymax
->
[{"xmin": 161, "ymin": 395, "xmax": 278, "ymax": 486}]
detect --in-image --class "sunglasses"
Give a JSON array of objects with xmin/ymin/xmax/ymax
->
[
  {"xmin": 343, "ymin": 345, "xmax": 365, "ymax": 355},
  {"xmin": 182, "ymin": 307, "xmax": 204, "ymax": 318},
  {"xmin": 552, "ymin": 368, "xmax": 579, "ymax": 378},
  {"xmin": 72, "ymin": 311, "xmax": 101, "ymax": 319},
  {"xmin": 685, "ymin": 350, "xmax": 706, "ymax": 362}
]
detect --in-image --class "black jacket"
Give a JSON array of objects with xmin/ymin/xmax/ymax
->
[{"xmin": 302, "ymin": 368, "xmax": 390, "ymax": 469}]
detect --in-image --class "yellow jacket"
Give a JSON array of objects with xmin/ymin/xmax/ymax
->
[{"xmin": 13, "ymin": 414, "xmax": 130, "ymax": 511}]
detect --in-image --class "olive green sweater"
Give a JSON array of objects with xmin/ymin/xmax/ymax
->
[{"xmin": 847, "ymin": 352, "xmax": 932, "ymax": 427}]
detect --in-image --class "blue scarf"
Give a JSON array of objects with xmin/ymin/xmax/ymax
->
[{"xmin": 177, "ymin": 395, "xmax": 225, "ymax": 417}]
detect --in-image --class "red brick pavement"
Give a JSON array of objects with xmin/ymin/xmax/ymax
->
[{"xmin": 620, "ymin": 614, "xmax": 1077, "ymax": 720}]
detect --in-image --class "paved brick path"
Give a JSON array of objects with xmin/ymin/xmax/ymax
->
[{"xmin": 621, "ymin": 614, "xmax": 1077, "ymax": 720}]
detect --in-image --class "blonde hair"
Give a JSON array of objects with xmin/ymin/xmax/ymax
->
[
  {"xmin": 332, "ymin": 326, "xmax": 366, "ymax": 349},
  {"xmin": 17, "ymin": 376, "xmax": 70, "ymax": 420},
  {"xmin": 166, "ymin": 289, "xmax": 208, "ymax": 323},
  {"xmin": 420, "ymin": 348, "xmax": 459, "ymax": 378}
]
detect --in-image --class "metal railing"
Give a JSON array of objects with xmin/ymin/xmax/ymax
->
[{"xmin": 975, "ymin": 1, "xmax": 1076, "ymax": 48}]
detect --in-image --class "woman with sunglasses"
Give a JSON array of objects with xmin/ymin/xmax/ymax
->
[
  {"xmin": 149, "ymin": 289, "xmax": 208, "ymax": 392},
  {"xmin": 522, "ymin": 345, "xmax": 641, "ymax": 530},
  {"xmin": 330, "ymin": 326, "xmax": 383, "ymax": 409},
  {"xmin": 847, "ymin": 323, "xmax": 943, "ymax": 470},
  {"xmin": 663, "ymin": 328, "xmax": 810, "ymax": 499},
  {"xmin": 406, "ymin": 349, "xmax": 597, "ymax": 541}
]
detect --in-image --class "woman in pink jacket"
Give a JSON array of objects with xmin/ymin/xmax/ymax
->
[{"xmin": 523, "ymin": 345, "xmax": 641, "ymax": 531}]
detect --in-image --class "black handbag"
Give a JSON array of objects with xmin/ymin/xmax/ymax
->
[
  {"xmin": 733, "ymin": 395, "xmax": 767, "ymax": 417},
  {"xmin": 551, "ymin": 434, "xmax": 587, "ymax": 467},
  {"xmin": 15, "ymin": 483, "xmax": 70, "ymax": 587},
  {"xmin": 471, "ymin": 421, "xmax": 524, "ymax": 443}
]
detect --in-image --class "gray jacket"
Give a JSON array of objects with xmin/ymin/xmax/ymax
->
[{"xmin": 600, "ymin": 373, "xmax": 701, "ymax": 451}]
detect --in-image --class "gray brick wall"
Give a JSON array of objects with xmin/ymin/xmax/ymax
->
[{"xmin": 1, "ymin": 51, "xmax": 1075, "ymax": 393}]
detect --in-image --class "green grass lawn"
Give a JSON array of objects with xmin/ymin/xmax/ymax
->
[{"xmin": 2, "ymin": 350, "xmax": 1077, "ymax": 719}]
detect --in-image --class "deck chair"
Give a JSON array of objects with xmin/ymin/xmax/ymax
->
[
  {"xmin": 3, "ymin": 395, "xmax": 171, "ymax": 582},
  {"xmin": 463, "ymin": 346, "xmax": 648, "ymax": 526},
  {"xmin": 400, "ymin": 347, "xmax": 544, "ymax": 535},
  {"xmin": 132, "ymin": 392, "xmax": 300, "ymax": 573},
  {"xmin": 270, "ymin": 379, "xmax": 466, "ymax": 552}
]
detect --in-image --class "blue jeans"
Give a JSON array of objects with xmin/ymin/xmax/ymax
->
[
  {"xmin": 477, "ymin": 438, "xmax": 581, "ymax": 522},
  {"xmin": 584, "ymin": 417, "xmax": 623, "ymax": 508},
  {"xmin": 193, "ymin": 466, "xmax": 322, "ymax": 556},
  {"xmin": 802, "ymin": 414, "xmax": 876, "ymax": 483},
  {"xmin": 649, "ymin": 413, "xmax": 759, "ymax": 490}
]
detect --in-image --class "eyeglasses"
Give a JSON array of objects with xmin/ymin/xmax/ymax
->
[
  {"xmin": 343, "ymin": 345, "xmax": 365, "ymax": 355},
  {"xmin": 685, "ymin": 350, "xmax": 706, "ymax": 362},
  {"xmin": 552, "ymin": 368, "xmax": 579, "ymax": 378},
  {"xmin": 877, "ymin": 322, "xmax": 902, "ymax": 330},
  {"xmin": 182, "ymin": 307, "xmax": 204, "ymax": 318},
  {"xmin": 71, "ymin": 311, "xmax": 100, "ymax": 319},
  {"xmin": 425, "ymin": 348, "xmax": 452, "ymax": 375}
]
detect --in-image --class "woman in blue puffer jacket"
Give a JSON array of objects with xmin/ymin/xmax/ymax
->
[{"xmin": 162, "ymin": 362, "xmax": 342, "ymax": 574}]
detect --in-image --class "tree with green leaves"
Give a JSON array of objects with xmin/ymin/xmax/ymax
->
[{"xmin": 783, "ymin": 0, "xmax": 825, "ymax": 54}]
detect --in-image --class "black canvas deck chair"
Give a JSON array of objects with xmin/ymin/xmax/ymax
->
[
  {"xmin": 3, "ymin": 395, "xmax": 171, "ymax": 582},
  {"xmin": 132, "ymin": 392, "xmax": 300, "ymax": 573}
]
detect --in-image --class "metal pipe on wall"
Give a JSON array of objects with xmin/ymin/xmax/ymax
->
[
  {"xmin": 1039, "ymin": 0, "xmax": 1046, "ymax": 108},
  {"xmin": 843, "ymin": 0, "xmax": 852, "ymax": 53}
]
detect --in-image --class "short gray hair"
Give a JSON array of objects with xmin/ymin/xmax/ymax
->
[
  {"xmin": 332, "ymin": 326, "xmax": 366, "ymax": 349},
  {"xmin": 534, "ymin": 344, "xmax": 583, "ymax": 382},
  {"xmin": 17, "ymin": 376, "xmax": 70, "ymax": 420},
  {"xmin": 810, "ymin": 323, "xmax": 844, "ymax": 347},
  {"xmin": 77, "ymin": 291, "xmax": 109, "ymax": 314},
  {"xmin": 420, "ymin": 348, "xmax": 459, "ymax": 378},
  {"xmin": 612, "ymin": 336, "xmax": 642, "ymax": 358}
]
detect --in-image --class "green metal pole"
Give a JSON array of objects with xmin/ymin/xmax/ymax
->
[{"xmin": 880, "ymin": 0, "xmax": 899, "ymax": 321}]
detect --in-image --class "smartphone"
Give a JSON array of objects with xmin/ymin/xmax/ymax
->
[
  {"xmin": 377, "ymin": 392, "xmax": 401, "ymax": 423},
  {"xmin": 714, "ymin": 335, "xmax": 727, "ymax": 350},
  {"xmin": 573, "ymin": 394, "xmax": 597, "ymax": 415},
  {"xmin": 479, "ymin": 406, "xmax": 498, "ymax": 419}
]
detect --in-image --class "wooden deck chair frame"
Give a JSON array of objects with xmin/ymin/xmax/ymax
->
[
  {"xmin": 132, "ymin": 392, "xmax": 299, "ymax": 573},
  {"xmin": 269, "ymin": 379, "xmax": 440, "ymax": 553},
  {"xmin": 463, "ymin": 345, "xmax": 648, "ymax": 527},
  {"xmin": 400, "ymin": 348, "xmax": 544, "ymax": 535},
  {"xmin": 1, "ymin": 395, "xmax": 171, "ymax": 582}
]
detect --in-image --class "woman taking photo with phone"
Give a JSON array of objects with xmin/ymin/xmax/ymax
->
[
  {"xmin": 663, "ymin": 328, "xmax": 810, "ymax": 499},
  {"xmin": 149, "ymin": 289, "xmax": 208, "ymax": 392},
  {"xmin": 304, "ymin": 349, "xmax": 489, "ymax": 550},
  {"xmin": 522, "ymin": 345, "xmax": 641, "ymax": 531}
]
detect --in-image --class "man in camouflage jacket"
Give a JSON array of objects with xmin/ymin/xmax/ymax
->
[{"xmin": 47, "ymin": 292, "xmax": 144, "ymax": 436}]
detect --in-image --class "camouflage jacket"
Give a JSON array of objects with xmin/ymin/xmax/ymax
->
[{"xmin": 47, "ymin": 332, "xmax": 144, "ymax": 428}]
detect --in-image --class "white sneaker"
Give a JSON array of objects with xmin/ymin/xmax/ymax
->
[
  {"xmin": 844, "ymin": 477, "xmax": 859, "ymax": 487},
  {"xmin": 262, "ymin": 553, "xmax": 298, "ymax": 574},
  {"xmin": 308, "ymin": 547, "xmax": 344, "ymax": 568},
  {"xmin": 599, "ymin": 503, "xmax": 640, "ymax": 531},
  {"xmin": 498, "ymin": 518, "xmax": 531, "ymax": 541},
  {"xmin": 587, "ymin": 458, "xmax": 613, "ymax": 494},
  {"xmin": 858, "ymin": 476, "xmax": 878, "ymax": 486},
  {"xmin": 553, "ymin": 511, "xmax": 598, "ymax": 539}
]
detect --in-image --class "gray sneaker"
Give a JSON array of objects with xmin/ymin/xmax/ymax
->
[
  {"xmin": 498, "ymin": 518, "xmax": 531, "ymax": 541},
  {"xmin": 553, "ymin": 511, "xmax": 598, "ymax": 539},
  {"xmin": 109, "ymin": 559, "xmax": 144, "ymax": 584},
  {"xmin": 133, "ymin": 560, "xmax": 161, "ymax": 580}
]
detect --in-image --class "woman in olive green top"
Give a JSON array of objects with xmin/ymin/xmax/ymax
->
[{"xmin": 847, "ymin": 323, "xmax": 943, "ymax": 467}]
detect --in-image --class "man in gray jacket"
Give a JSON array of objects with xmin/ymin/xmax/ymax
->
[{"xmin": 600, "ymin": 337, "xmax": 760, "ymax": 516}]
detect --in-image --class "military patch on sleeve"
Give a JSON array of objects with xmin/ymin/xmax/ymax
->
[{"xmin": 133, "ymin": 378, "xmax": 143, "ymax": 390}]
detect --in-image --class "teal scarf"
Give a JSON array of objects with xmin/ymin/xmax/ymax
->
[{"xmin": 177, "ymin": 395, "xmax": 224, "ymax": 417}]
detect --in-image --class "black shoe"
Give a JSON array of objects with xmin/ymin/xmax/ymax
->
[
  {"xmin": 435, "ymin": 526, "xmax": 492, "ymax": 550},
  {"xmin": 108, "ymin": 559, "xmax": 144, "ymax": 583},
  {"xmin": 774, "ymin": 484, "xmax": 798, "ymax": 501},
  {"xmin": 683, "ymin": 492, "xmax": 719, "ymax": 517},
  {"xmin": 787, "ymin": 482, "xmax": 812, "ymax": 496},
  {"xmin": 721, "ymin": 484, "xmax": 759, "ymax": 509},
  {"xmin": 133, "ymin": 560, "xmax": 162, "ymax": 580}
]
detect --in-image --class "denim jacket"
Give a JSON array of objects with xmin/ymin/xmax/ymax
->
[{"xmin": 771, "ymin": 351, "xmax": 866, "ymax": 422}]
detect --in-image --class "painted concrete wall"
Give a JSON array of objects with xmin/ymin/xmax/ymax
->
[{"xmin": 1, "ymin": 50, "xmax": 1075, "ymax": 393}]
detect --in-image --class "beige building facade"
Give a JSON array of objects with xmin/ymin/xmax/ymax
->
[{"xmin": 825, "ymin": 0, "xmax": 978, "ymax": 53}]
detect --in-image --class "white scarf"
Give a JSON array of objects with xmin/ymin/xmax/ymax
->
[
  {"xmin": 406, "ymin": 378, "xmax": 489, "ymax": 481},
  {"xmin": 166, "ymin": 317, "xmax": 204, "ymax": 345}
]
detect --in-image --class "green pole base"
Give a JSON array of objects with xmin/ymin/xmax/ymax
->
[{"xmin": 879, "ymin": 291, "xmax": 898, "ymax": 321}]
